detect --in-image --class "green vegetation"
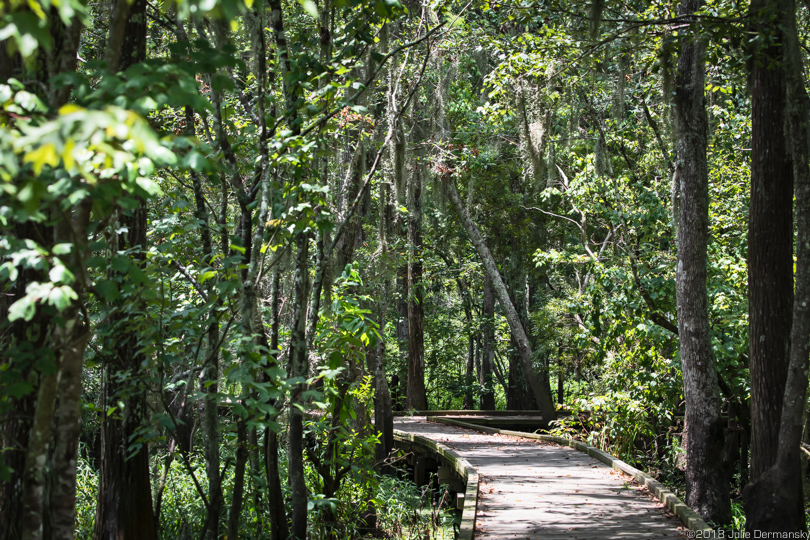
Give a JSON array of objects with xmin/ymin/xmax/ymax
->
[{"xmin": 2, "ymin": 0, "xmax": 810, "ymax": 537}]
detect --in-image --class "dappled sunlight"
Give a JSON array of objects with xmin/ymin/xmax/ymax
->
[{"xmin": 396, "ymin": 418, "xmax": 685, "ymax": 539}]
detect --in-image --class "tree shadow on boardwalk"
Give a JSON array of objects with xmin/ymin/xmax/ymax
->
[{"xmin": 395, "ymin": 418, "xmax": 687, "ymax": 539}]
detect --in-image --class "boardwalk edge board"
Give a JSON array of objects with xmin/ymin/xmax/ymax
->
[
  {"xmin": 392, "ymin": 429, "xmax": 479, "ymax": 540},
  {"xmin": 432, "ymin": 416, "xmax": 716, "ymax": 538}
]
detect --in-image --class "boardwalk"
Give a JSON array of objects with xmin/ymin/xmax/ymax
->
[{"xmin": 394, "ymin": 417, "xmax": 686, "ymax": 539}]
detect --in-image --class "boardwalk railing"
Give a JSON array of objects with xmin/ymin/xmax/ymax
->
[{"xmin": 392, "ymin": 429, "xmax": 479, "ymax": 540}]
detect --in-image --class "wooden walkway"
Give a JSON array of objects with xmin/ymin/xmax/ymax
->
[{"xmin": 394, "ymin": 417, "xmax": 687, "ymax": 539}]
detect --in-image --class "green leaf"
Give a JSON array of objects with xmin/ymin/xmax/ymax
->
[
  {"xmin": 111, "ymin": 255, "xmax": 131, "ymax": 273},
  {"xmin": 297, "ymin": 0, "xmax": 318, "ymax": 18},
  {"xmin": 95, "ymin": 279, "xmax": 120, "ymax": 302},
  {"xmin": 8, "ymin": 296, "xmax": 36, "ymax": 322},
  {"xmin": 46, "ymin": 285, "xmax": 77, "ymax": 311},
  {"xmin": 52, "ymin": 243, "xmax": 73, "ymax": 255},
  {"xmin": 49, "ymin": 264, "xmax": 75, "ymax": 285}
]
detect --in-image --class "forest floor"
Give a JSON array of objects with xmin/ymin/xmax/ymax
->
[{"xmin": 394, "ymin": 417, "xmax": 689, "ymax": 539}]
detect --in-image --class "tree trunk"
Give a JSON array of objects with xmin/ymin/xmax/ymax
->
[
  {"xmin": 480, "ymin": 275, "xmax": 496, "ymax": 410},
  {"xmin": 14, "ymin": 13, "xmax": 84, "ymax": 540},
  {"xmin": 47, "ymin": 205, "xmax": 94, "ymax": 539},
  {"xmin": 743, "ymin": 0, "xmax": 810, "ymax": 531},
  {"xmin": 446, "ymin": 178, "xmax": 556, "ymax": 421},
  {"xmin": 672, "ymin": 0, "xmax": 731, "ymax": 523},
  {"xmin": 93, "ymin": 8, "xmax": 158, "ymax": 535},
  {"xmin": 264, "ymin": 267, "xmax": 289, "ymax": 540},
  {"xmin": 48, "ymin": 319, "xmax": 91, "ymax": 540},
  {"xmin": 227, "ymin": 419, "xmax": 248, "ymax": 540},
  {"xmin": 406, "ymin": 147, "xmax": 427, "ymax": 410},
  {"xmin": 374, "ymin": 148, "xmax": 395, "ymax": 468},
  {"xmin": 743, "ymin": 0, "xmax": 796, "ymax": 533},
  {"xmin": 463, "ymin": 334, "xmax": 475, "ymax": 410},
  {"xmin": 288, "ymin": 233, "xmax": 310, "ymax": 539},
  {"xmin": 264, "ymin": 428, "xmax": 288, "ymax": 540},
  {"xmin": 507, "ymin": 336, "xmax": 534, "ymax": 411},
  {"xmin": 94, "ymin": 209, "xmax": 158, "ymax": 540}
]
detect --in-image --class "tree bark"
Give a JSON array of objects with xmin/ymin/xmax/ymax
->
[
  {"xmin": 265, "ymin": 268, "xmax": 289, "ymax": 540},
  {"xmin": 406, "ymin": 143, "xmax": 427, "ymax": 410},
  {"xmin": 374, "ymin": 138, "xmax": 395, "ymax": 467},
  {"xmin": 743, "ymin": 1, "xmax": 796, "ymax": 533},
  {"xmin": 227, "ymin": 419, "xmax": 248, "ymax": 540},
  {"xmin": 93, "ymin": 4, "xmax": 159, "ymax": 536},
  {"xmin": 743, "ymin": 0, "xmax": 809, "ymax": 532},
  {"xmin": 94, "ymin": 209, "xmax": 158, "ymax": 540},
  {"xmin": 480, "ymin": 274, "xmax": 496, "ymax": 410},
  {"xmin": 446, "ymin": 178, "xmax": 556, "ymax": 421},
  {"xmin": 47, "ymin": 203, "xmax": 94, "ymax": 540},
  {"xmin": 672, "ymin": 0, "xmax": 731, "ymax": 523},
  {"xmin": 288, "ymin": 233, "xmax": 310, "ymax": 540}
]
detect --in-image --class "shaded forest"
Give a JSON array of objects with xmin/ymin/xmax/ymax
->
[{"xmin": 2, "ymin": 0, "xmax": 810, "ymax": 537}]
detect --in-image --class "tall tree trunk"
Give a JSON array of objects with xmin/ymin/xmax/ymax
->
[
  {"xmin": 406, "ymin": 143, "xmax": 427, "ymax": 410},
  {"xmin": 507, "ymin": 336, "xmax": 534, "ymax": 411},
  {"xmin": 288, "ymin": 233, "xmax": 310, "ymax": 540},
  {"xmin": 672, "ymin": 0, "xmax": 731, "ymax": 523},
  {"xmin": 463, "ymin": 334, "xmax": 475, "ymax": 410},
  {"xmin": 267, "ymin": 0, "xmax": 309, "ymax": 534},
  {"xmin": 14, "ymin": 12, "xmax": 84, "ymax": 540},
  {"xmin": 264, "ymin": 429, "xmax": 288, "ymax": 540},
  {"xmin": 743, "ymin": 0, "xmax": 796, "ymax": 533},
  {"xmin": 94, "ymin": 210, "xmax": 158, "ymax": 540},
  {"xmin": 446, "ymin": 178, "xmax": 556, "ymax": 421},
  {"xmin": 743, "ymin": 0, "xmax": 810, "ymax": 531},
  {"xmin": 394, "ymin": 272, "xmax": 409, "ymax": 411},
  {"xmin": 49, "ymin": 318, "xmax": 91, "ymax": 540},
  {"xmin": 374, "ymin": 122, "xmax": 395, "ymax": 466},
  {"xmin": 93, "ymin": 2, "xmax": 159, "ymax": 536},
  {"xmin": 48, "ymin": 203, "xmax": 94, "ymax": 540},
  {"xmin": 19, "ymin": 347, "xmax": 57, "ymax": 540},
  {"xmin": 480, "ymin": 275, "xmax": 496, "ymax": 410},
  {"xmin": 9, "ymin": 223, "xmax": 53, "ymax": 540},
  {"xmin": 265, "ymin": 268, "xmax": 289, "ymax": 540},
  {"xmin": 227, "ymin": 419, "xmax": 248, "ymax": 540}
]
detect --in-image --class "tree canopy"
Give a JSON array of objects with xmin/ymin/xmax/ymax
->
[{"xmin": 1, "ymin": 0, "xmax": 809, "ymax": 537}]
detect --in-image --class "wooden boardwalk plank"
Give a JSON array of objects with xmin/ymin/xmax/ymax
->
[{"xmin": 394, "ymin": 417, "xmax": 687, "ymax": 539}]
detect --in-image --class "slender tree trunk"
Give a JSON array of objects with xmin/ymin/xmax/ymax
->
[
  {"xmin": 15, "ymin": 13, "xmax": 83, "ymax": 540},
  {"xmin": 49, "ymin": 319, "xmax": 91, "ymax": 540},
  {"xmin": 406, "ymin": 144, "xmax": 427, "ymax": 410},
  {"xmin": 8, "ymin": 226, "xmax": 54, "ymax": 540},
  {"xmin": 374, "ymin": 135, "xmax": 395, "ymax": 467},
  {"xmin": 264, "ymin": 268, "xmax": 289, "ymax": 540},
  {"xmin": 463, "ymin": 334, "xmax": 475, "ymax": 410},
  {"xmin": 47, "ymin": 204, "xmax": 94, "ymax": 540},
  {"xmin": 395, "ymin": 274, "xmax": 408, "ymax": 411},
  {"xmin": 672, "ymin": 1, "xmax": 731, "ymax": 523},
  {"xmin": 227, "ymin": 419, "xmax": 248, "ymax": 540},
  {"xmin": 20, "ymin": 368, "xmax": 58, "ymax": 540},
  {"xmin": 480, "ymin": 275, "xmax": 496, "ymax": 410},
  {"xmin": 288, "ymin": 233, "xmax": 310, "ymax": 539},
  {"xmin": 446, "ymin": 178, "xmax": 555, "ymax": 419},
  {"xmin": 264, "ymin": 429, "xmax": 288, "ymax": 540},
  {"xmin": 743, "ymin": 1, "xmax": 796, "ymax": 533}
]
